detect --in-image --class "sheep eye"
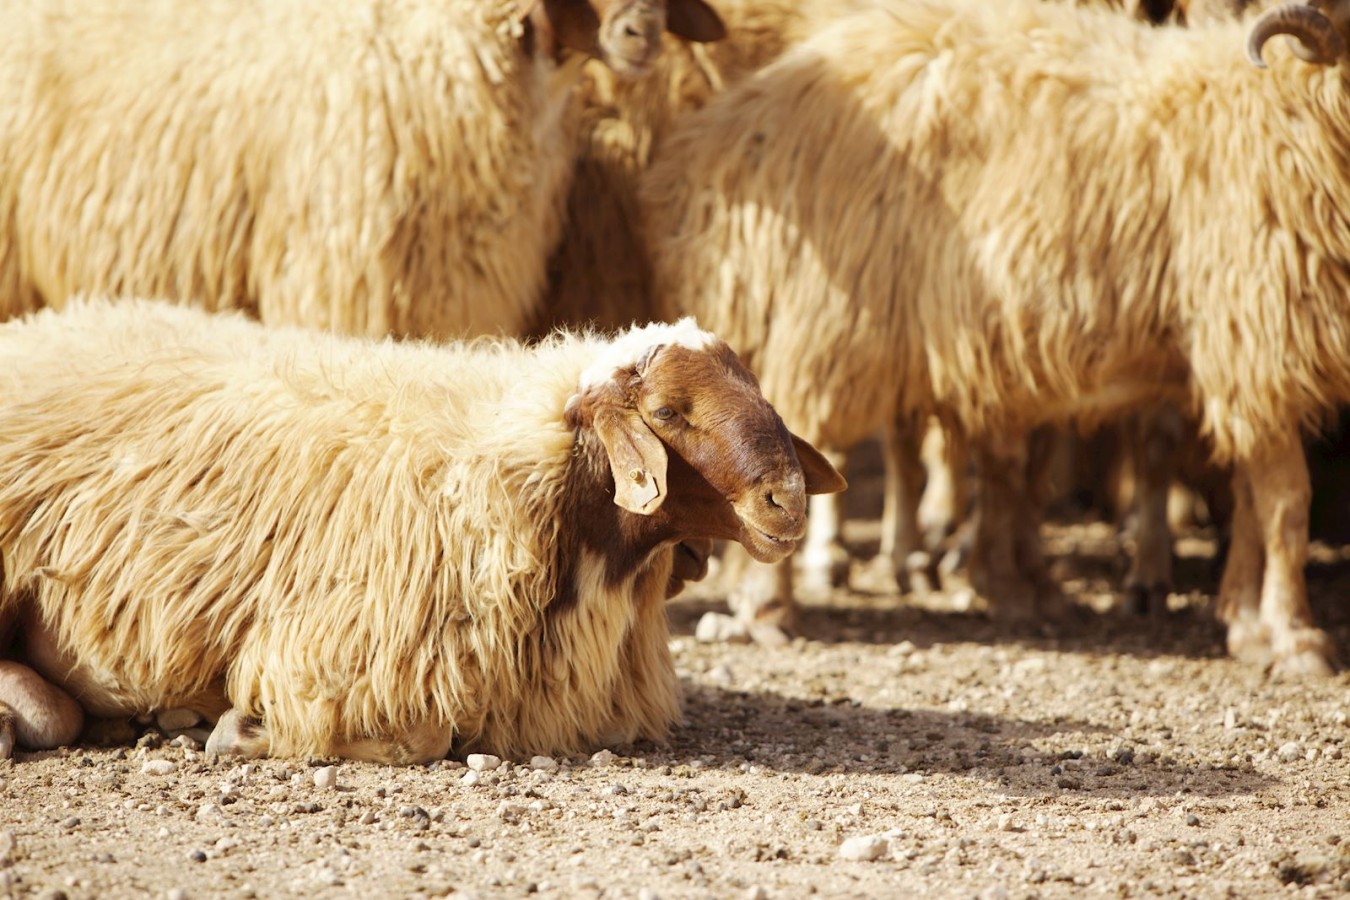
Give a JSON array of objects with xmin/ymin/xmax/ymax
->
[{"xmin": 654, "ymin": 406, "xmax": 676, "ymax": 421}]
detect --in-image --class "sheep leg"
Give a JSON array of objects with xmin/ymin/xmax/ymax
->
[
  {"xmin": 878, "ymin": 418, "xmax": 929, "ymax": 593},
  {"xmin": 0, "ymin": 660, "xmax": 85, "ymax": 757},
  {"xmin": 798, "ymin": 451, "xmax": 851, "ymax": 594},
  {"xmin": 727, "ymin": 552, "xmax": 796, "ymax": 647},
  {"xmin": 918, "ymin": 419, "xmax": 969, "ymax": 552},
  {"xmin": 1216, "ymin": 466, "xmax": 1267, "ymax": 662},
  {"xmin": 969, "ymin": 434, "xmax": 1043, "ymax": 620},
  {"xmin": 1124, "ymin": 406, "xmax": 1182, "ymax": 617},
  {"xmin": 1245, "ymin": 435, "xmax": 1334, "ymax": 676}
]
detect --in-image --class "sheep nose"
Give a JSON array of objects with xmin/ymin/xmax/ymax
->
[{"xmin": 764, "ymin": 485, "xmax": 806, "ymax": 521}]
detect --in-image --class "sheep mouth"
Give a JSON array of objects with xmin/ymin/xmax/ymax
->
[
  {"xmin": 741, "ymin": 525, "xmax": 801, "ymax": 563},
  {"xmin": 600, "ymin": 48, "xmax": 660, "ymax": 80}
]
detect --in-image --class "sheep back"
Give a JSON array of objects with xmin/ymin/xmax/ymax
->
[
  {"xmin": 0, "ymin": 0, "xmax": 579, "ymax": 339},
  {"xmin": 643, "ymin": 0, "xmax": 1350, "ymax": 460},
  {"xmin": 0, "ymin": 298, "xmax": 679, "ymax": 758}
]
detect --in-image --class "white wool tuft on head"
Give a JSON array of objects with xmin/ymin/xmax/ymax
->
[{"xmin": 579, "ymin": 317, "xmax": 718, "ymax": 389}]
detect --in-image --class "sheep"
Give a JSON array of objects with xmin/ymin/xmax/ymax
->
[
  {"xmin": 0, "ymin": 0, "xmax": 727, "ymax": 338},
  {"xmin": 0, "ymin": 298, "xmax": 845, "ymax": 762},
  {"xmin": 643, "ymin": 0, "xmax": 1350, "ymax": 674}
]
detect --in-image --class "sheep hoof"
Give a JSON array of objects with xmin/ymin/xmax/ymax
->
[
  {"xmin": 1225, "ymin": 617, "xmax": 1274, "ymax": 667},
  {"xmin": 0, "ymin": 713, "xmax": 14, "ymax": 761},
  {"xmin": 205, "ymin": 709, "xmax": 269, "ymax": 760},
  {"xmin": 746, "ymin": 621, "xmax": 793, "ymax": 648},
  {"xmin": 1270, "ymin": 629, "xmax": 1336, "ymax": 678},
  {"xmin": 1123, "ymin": 583, "xmax": 1170, "ymax": 619}
]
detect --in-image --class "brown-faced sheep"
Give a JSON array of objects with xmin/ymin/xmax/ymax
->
[
  {"xmin": 0, "ymin": 298, "xmax": 844, "ymax": 762},
  {"xmin": 643, "ymin": 0, "xmax": 1350, "ymax": 674},
  {"xmin": 0, "ymin": 0, "xmax": 726, "ymax": 338}
]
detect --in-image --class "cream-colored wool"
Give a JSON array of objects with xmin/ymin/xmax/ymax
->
[
  {"xmin": 0, "ymin": 0, "xmax": 581, "ymax": 340},
  {"xmin": 644, "ymin": 0, "xmax": 1350, "ymax": 465},
  {"xmin": 0, "ymin": 299, "xmax": 687, "ymax": 760},
  {"xmin": 533, "ymin": 0, "xmax": 832, "ymax": 335}
]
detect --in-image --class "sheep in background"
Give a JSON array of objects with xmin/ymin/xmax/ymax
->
[
  {"xmin": 644, "ymin": 0, "xmax": 1350, "ymax": 674},
  {"xmin": 0, "ymin": 298, "xmax": 844, "ymax": 762},
  {"xmin": 0, "ymin": 0, "xmax": 726, "ymax": 338}
]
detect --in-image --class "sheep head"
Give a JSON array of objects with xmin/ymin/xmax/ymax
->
[
  {"xmin": 522, "ymin": 0, "xmax": 727, "ymax": 79},
  {"xmin": 1247, "ymin": 0, "xmax": 1350, "ymax": 67},
  {"xmin": 566, "ymin": 320, "xmax": 845, "ymax": 564}
]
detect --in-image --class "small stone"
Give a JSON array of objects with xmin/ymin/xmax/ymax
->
[
  {"xmin": 707, "ymin": 664, "xmax": 734, "ymax": 685},
  {"xmin": 637, "ymin": 890, "xmax": 660, "ymax": 900},
  {"xmin": 590, "ymin": 750, "xmax": 618, "ymax": 768},
  {"xmin": 313, "ymin": 766, "xmax": 339, "ymax": 790},
  {"xmin": 196, "ymin": 804, "xmax": 225, "ymax": 822},
  {"xmin": 1276, "ymin": 742, "xmax": 1304, "ymax": 764},
  {"xmin": 745, "ymin": 887, "xmax": 769, "ymax": 900},
  {"xmin": 466, "ymin": 754, "xmax": 501, "ymax": 772},
  {"xmin": 496, "ymin": 801, "xmax": 526, "ymax": 823},
  {"xmin": 167, "ymin": 888, "xmax": 189, "ymax": 900},
  {"xmin": 887, "ymin": 640, "xmax": 917, "ymax": 658},
  {"xmin": 461, "ymin": 770, "xmax": 482, "ymax": 787},
  {"xmin": 694, "ymin": 612, "xmax": 750, "ymax": 644},
  {"xmin": 141, "ymin": 760, "xmax": 178, "ymax": 776},
  {"xmin": 997, "ymin": 814, "xmax": 1016, "ymax": 832},
  {"xmin": 359, "ymin": 811, "xmax": 378, "ymax": 826},
  {"xmin": 59, "ymin": 816, "xmax": 80, "ymax": 830},
  {"xmin": 529, "ymin": 756, "xmax": 558, "ymax": 772},
  {"xmin": 838, "ymin": 835, "xmax": 889, "ymax": 862},
  {"xmin": 188, "ymin": 849, "xmax": 207, "ymax": 863},
  {"xmin": 1186, "ymin": 814, "xmax": 1201, "ymax": 827},
  {"xmin": 1223, "ymin": 708, "xmax": 1239, "ymax": 730},
  {"xmin": 979, "ymin": 887, "xmax": 1010, "ymax": 900}
]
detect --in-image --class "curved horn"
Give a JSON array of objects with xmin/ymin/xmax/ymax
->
[{"xmin": 1247, "ymin": 2, "xmax": 1346, "ymax": 68}]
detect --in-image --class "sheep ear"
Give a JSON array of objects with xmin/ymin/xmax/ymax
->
[
  {"xmin": 665, "ymin": 0, "xmax": 727, "ymax": 43},
  {"xmin": 791, "ymin": 434, "xmax": 848, "ymax": 495},
  {"xmin": 593, "ymin": 407, "xmax": 669, "ymax": 514}
]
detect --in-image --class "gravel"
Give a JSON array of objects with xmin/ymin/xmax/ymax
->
[{"xmin": 2, "ymin": 510, "xmax": 1350, "ymax": 897}]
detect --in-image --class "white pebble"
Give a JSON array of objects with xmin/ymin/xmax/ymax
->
[
  {"xmin": 529, "ymin": 756, "xmax": 559, "ymax": 772},
  {"xmin": 167, "ymin": 888, "xmax": 188, "ymax": 900},
  {"xmin": 638, "ymin": 890, "xmax": 660, "ymax": 900},
  {"xmin": 466, "ymin": 753, "xmax": 501, "ymax": 772},
  {"xmin": 997, "ymin": 814, "xmax": 1016, "ymax": 832},
  {"xmin": 694, "ymin": 612, "xmax": 750, "ymax": 644},
  {"xmin": 496, "ymin": 801, "xmax": 526, "ymax": 823},
  {"xmin": 142, "ymin": 760, "xmax": 178, "ymax": 776},
  {"xmin": 461, "ymin": 770, "xmax": 482, "ymax": 787},
  {"xmin": 313, "ymin": 766, "xmax": 339, "ymax": 790},
  {"xmin": 887, "ymin": 640, "xmax": 917, "ymax": 658},
  {"xmin": 1276, "ymin": 741, "xmax": 1304, "ymax": 763},
  {"xmin": 838, "ymin": 835, "xmax": 889, "ymax": 861},
  {"xmin": 707, "ymin": 664, "xmax": 734, "ymax": 685},
  {"xmin": 745, "ymin": 888, "xmax": 769, "ymax": 900},
  {"xmin": 157, "ymin": 708, "xmax": 201, "ymax": 733},
  {"xmin": 979, "ymin": 887, "xmax": 1010, "ymax": 900},
  {"xmin": 589, "ymin": 750, "xmax": 618, "ymax": 768},
  {"xmin": 196, "ymin": 804, "xmax": 225, "ymax": 822}
]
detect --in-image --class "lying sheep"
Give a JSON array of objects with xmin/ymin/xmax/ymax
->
[
  {"xmin": 0, "ymin": 0, "xmax": 726, "ymax": 338},
  {"xmin": 0, "ymin": 298, "xmax": 844, "ymax": 762},
  {"xmin": 644, "ymin": 0, "xmax": 1350, "ymax": 673}
]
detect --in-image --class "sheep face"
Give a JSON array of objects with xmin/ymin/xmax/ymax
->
[
  {"xmin": 568, "ymin": 335, "xmax": 846, "ymax": 563},
  {"xmin": 527, "ymin": 0, "xmax": 727, "ymax": 79}
]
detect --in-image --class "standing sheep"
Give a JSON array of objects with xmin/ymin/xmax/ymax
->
[
  {"xmin": 0, "ymin": 298, "xmax": 844, "ymax": 762},
  {"xmin": 643, "ymin": 0, "xmax": 1350, "ymax": 674},
  {"xmin": 0, "ymin": 0, "xmax": 726, "ymax": 338}
]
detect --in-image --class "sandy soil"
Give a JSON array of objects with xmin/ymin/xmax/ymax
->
[{"xmin": 2, "ymin": 508, "xmax": 1350, "ymax": 899}]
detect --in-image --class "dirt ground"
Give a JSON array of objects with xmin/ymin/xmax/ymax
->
[{"xmin": 3, "ymin": 474, "xmax": 1350, "ymax": 899}]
